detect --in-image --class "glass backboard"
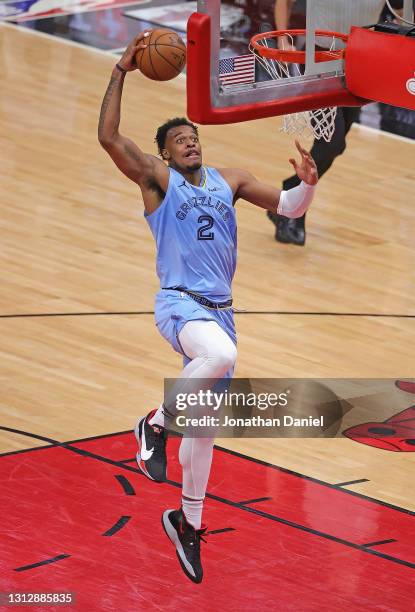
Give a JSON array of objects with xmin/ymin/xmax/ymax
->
[{"xmin": 186, "ymin": 0, "xmax": 414, "ymax": 124}]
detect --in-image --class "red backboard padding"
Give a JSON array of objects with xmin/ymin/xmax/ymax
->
[
  {"xmin": 346, "ymin": 26, "xmax": 415, "ymax": 110},
  {"xmin": 187, "ymin": 13, "xmax": 364, "ymax": 125}
]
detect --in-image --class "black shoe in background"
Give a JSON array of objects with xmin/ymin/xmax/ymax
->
[{"xmin": 267, "ymin": 211, "xmax": 306, "ymax": 246}]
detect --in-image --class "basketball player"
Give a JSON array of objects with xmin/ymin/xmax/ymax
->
[
  {"xmin": 98, "ymin": 32, "xmax": 317, "ymax": 583},
  {"xmin": 269, "ymin": 0, "xmax": 401, "ymax": 245}
]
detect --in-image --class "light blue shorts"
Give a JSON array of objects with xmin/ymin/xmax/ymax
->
[{"xmin": 154, "ymin": 289, "xmax": 236, "ymax": 371}]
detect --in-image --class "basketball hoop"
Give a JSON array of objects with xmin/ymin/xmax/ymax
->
[{"xmin": 249, "ymin": 29, "xmax": 348, "ymax": 142}]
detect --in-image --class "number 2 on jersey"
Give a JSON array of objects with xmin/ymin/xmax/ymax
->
[{"xmin": 197, "ymin": 215, "xmax": 215, "ymax": 240}]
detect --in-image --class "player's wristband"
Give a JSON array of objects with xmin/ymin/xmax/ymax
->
[
  {"xmin": 115, "ymin": 63, "xmax": 127, "ymax": 74},
  {"xmin": 277, "ymin": 181, "xmax": 315, "ymax": 218}
]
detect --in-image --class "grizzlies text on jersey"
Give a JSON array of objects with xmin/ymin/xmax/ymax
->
[{"xmin": 145, "ymin": 166, "xmax": 237, "ymax": 301}]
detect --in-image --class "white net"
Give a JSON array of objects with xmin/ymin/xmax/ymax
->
[
  {"xmin": 249, "ymin": 33, "xmax": 338, "ymax": 142},
  {"xmin": 282, "ymin": 107, "xmax": 337, "ymax": 142}
]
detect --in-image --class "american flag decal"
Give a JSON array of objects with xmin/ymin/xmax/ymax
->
[{"xmin": 219, "ymin": 55, "xmax": 256, "ymax": 86}]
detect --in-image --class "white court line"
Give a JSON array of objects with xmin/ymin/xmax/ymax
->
[
  {"xmin": 0, "ymin": 22, "xmax": 413, "ymax": 141},
  {"xmin": 354, "ymin": 122, "xmax": 414, "ymax": 146}
]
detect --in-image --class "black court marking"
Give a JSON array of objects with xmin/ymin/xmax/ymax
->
[
  {"xmin": 216, "ymin": 444, "xmax": 415, "ymax": 518},
  {"xmin": 115, "ymin": 474, "xmax": 136, "ymax": 496},
  {"xmin": 0, "ymin": 427, "xmax": 62, "ymax": 450},
  {"xmin": 201, "ymin": 491, "xmax": 415, "ymax": 570},
  {"xmin": 0, "ymin": 429, "xmax": 132, "ymax": 459},
  {"xmin": 0, "ymin": 443, "xmax": 57, "ymax": 458},
  {"xmin": 103, "ymin": 516, "xmax": 131, "ymax": 537},
  {"xmin": 363, "ymin": 539, "xmax": 398, "ymax": 547},
  {"xmin": 120, "ymin": 458, "xmax": 137, "ymax": 463},
  {"xmin": 2, "ymin": 427, "xmax": 415, "ymax": 570},
  {"xmin": 206, "ymin": 528, "xmax": 235, "ymax": 535},
  {"xmin": 0, "ymin": 311, "xmax": 414, "ymax": 319},
  {"xmin": 239, "ymin": 497, "xmax": 272, "ymax": 505},
  {"xmin": 0, "ymin": 426, "xmax": 143, "ymax": 475},
  {"xmin": 14, "ymin": 554, "xmax": 70, "ymax": 572},
  {"xmin": 335, "ymin": 478, "xmax": 370, "ymax": 487},
  {"xmin": 2, "ymin": 426, "xmax": 414, "ymax": 518}
]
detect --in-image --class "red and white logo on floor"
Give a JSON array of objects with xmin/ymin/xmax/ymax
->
[{"xmin": 0, "ymin": 0, "xmax": 149, "ymax": 22}]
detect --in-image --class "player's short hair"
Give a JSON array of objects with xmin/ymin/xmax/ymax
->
[{"xmin": 155, "ymin": 117, "xmax": 199, "ymax": 155}]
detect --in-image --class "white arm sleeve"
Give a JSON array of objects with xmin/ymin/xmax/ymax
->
[{"xmin": 277, "ymin": 181, "xmax": 315, "ymax": 218}]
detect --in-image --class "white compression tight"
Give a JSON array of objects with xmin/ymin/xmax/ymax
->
[
  {"xmin": 150, "ymin": 320, "xmax": 237, "ymax": 528},
  {"xmin": 179, "ymin": 321, "xmax": 236, "ymax": 528},
  {"xmin": 178, "ymin": 319, "xmax": 237, "ymax": 380}
]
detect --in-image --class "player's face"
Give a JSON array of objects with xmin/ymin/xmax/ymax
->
[{"xmin": 164, "ymin": 126, "xmax": 202, "ymax": 172}]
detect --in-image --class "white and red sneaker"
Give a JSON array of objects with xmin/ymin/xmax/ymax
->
[
  {"xmin": 134, "ymin": 410, "xmax": 167, "ymax": 482},
  {"xmin": 162, "ymin": 508, "xmax": 207, "ymax": 584}
]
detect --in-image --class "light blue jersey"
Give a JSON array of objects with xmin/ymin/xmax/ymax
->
[{"xmin": 145, "ymin": 166, "xmax": 237, "ymax": 301}]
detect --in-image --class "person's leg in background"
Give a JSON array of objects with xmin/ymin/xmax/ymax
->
[{"xmin": 268, "ymin": 106, "xmax": 361, "ymax": 245}]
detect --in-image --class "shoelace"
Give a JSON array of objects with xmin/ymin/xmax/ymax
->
[
  {"xmin": 150, "ymin": 424, "xmax": 167, "ymax": 449},
  {"xmin": 183, "ymin": 524, "xmax": 208, "ymax": 548},
  {"xmin": 197, "ymin": 528, "xmax": 208, "ymax": 544},
  {"xmin": 151, "ymin": 424, "xmax": 164, "ymax": 435}
]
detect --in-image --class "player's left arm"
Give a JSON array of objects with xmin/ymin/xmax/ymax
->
[{"xmin": 225, "ymin": 140, "xmax": 318, "ymax": 218}]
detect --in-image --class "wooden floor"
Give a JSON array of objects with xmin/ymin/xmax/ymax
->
[{"xmin": 1, "ymin": 23, "xmax": 415, "ymax": 512}]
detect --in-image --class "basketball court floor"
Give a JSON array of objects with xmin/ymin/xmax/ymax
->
[{"xmin": 1, "ymin": 1, "xmax": 415, "ymax": 609}]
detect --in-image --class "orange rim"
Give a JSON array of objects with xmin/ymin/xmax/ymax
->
[{"xmin": 250, "ymin": 29, "xmax": 348, "ymax": 63}]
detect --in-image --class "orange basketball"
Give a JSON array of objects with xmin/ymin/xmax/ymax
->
[{"xmin": 135, "ymin": 29, "xmax": 186, "ymax": 81}]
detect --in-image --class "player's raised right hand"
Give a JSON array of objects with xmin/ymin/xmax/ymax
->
[{"xmin": 117, "ymin": 32, "xmax": 150, "ymax": 72}]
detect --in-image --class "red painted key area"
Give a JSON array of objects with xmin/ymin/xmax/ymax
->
[{"xmin": 1, "ymin": 431, "xmax": 414, "ymax": 611}]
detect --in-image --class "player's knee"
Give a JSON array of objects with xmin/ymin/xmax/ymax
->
[{"xmin": 209, "ymin": 342, "xmax": 237, "ymax": 376}]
